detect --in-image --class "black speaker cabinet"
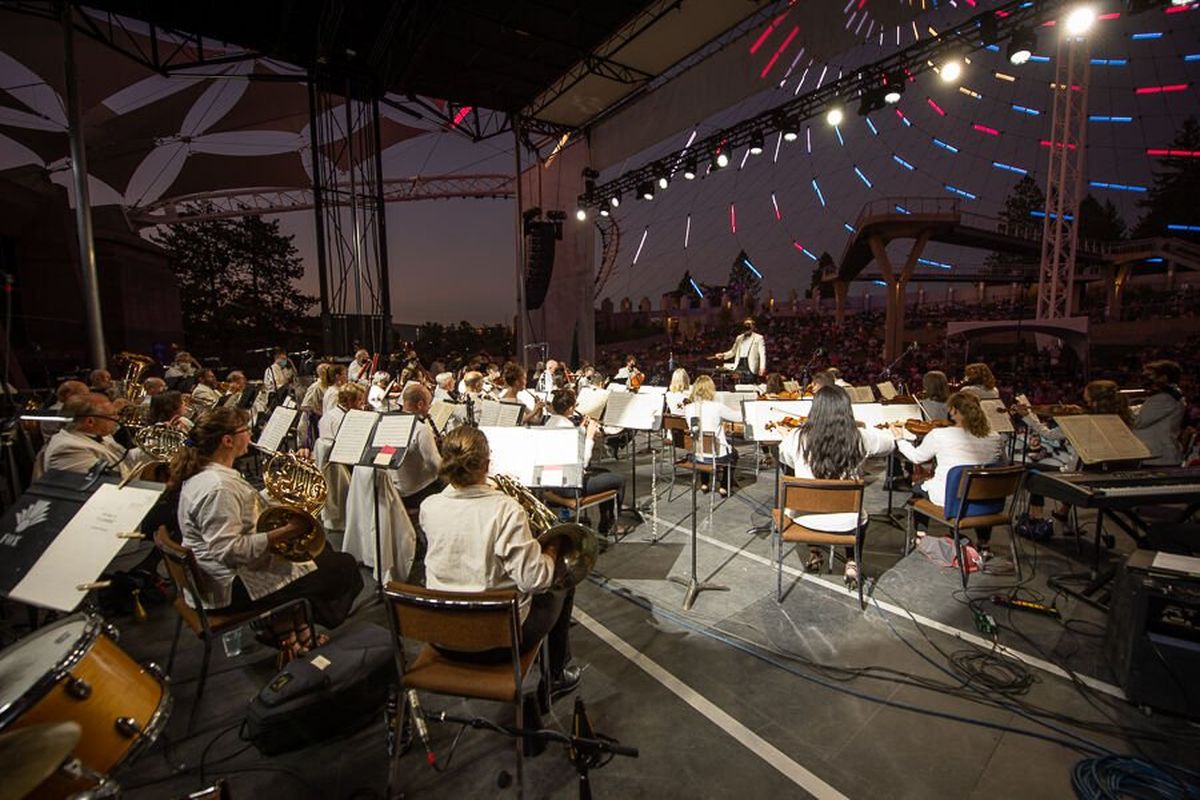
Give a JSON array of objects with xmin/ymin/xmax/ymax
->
[{"xmin": 1104, "ymin": 549, "xmax": 1200, "ymax": 717}]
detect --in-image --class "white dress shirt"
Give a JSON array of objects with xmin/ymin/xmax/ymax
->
[
  {"xmin": 263, "ymin": 363, "xmax": 294, "ymax": 393},
  {"xmin": 178, "ymin": 463, "xmax": 314, "ymax": 608},
  {"xmin": 191, "ymin": 383, "xmax": 221, "ymax": 407},
  {"xmin": 684, "ymin": 399, "xmax": 741, "ymax": 459},
  {"xmin": 347, "ymin": 360, "xmax": 370, "ymax": 386},
  {"xmin": 392, "ymin": 420, "xmax": 441, "ymax": 497},
  {"xmin": 420, "ymin": 483, "xmax": 554, "ymax": 620},
  {"xmin": 322, "ymin": 385, "xmax": 341, "ymax": 415},
  {"xmin": 779, "ymin": 426, "xmax": 894, "ymax": 532},
  {"xmin": 897, "ymin": 426, "xmax": 1005, "ymax": 507},
  {"xmin": 43, "ymin": 429, "xmax": 130, "ymax": 477},
  {"xmin": 961, "ymin": 385, "xmax": 1000, "ymax": 401}
]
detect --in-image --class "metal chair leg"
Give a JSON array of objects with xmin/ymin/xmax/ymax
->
[
  {"xmin": 188, "ymin": 635, "xmax": 214, "ymax": 734},
  {"xmin": 955, "ymin": 527, "xmax": 970, "ymax": 589},
  {"xmin": 167, "ymin": 615, "xmax": 183, "ymax": 676},
  {"xmin": 855, "ymin": 537, "xmax": 865, "ymax": 610}
]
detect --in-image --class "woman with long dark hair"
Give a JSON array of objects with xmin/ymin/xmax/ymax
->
[
  {"xmin": 779, "ymin": 386, "xmax": 894, "ymax": 585},
  {"xmin": 172, "ymin": 407, "xmax": 362, "ymax": 659}
]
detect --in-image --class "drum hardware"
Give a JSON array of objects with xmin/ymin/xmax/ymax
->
[
  {"xmin": 114, "ymin": 717, "xmax": 141, "ymax": 738},
  {"xmin": 65, "ymin": 676, "xmax": 91, "ymax": 700},
  {"xmin": 76, "ymin": 581, "xmax": 112, "ymax": 592}
]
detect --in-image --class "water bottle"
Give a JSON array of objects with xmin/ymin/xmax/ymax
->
[{"xmin": 221, "ymin": 627, "xmax": 243, "ymax": 658}]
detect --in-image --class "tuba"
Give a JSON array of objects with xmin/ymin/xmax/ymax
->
[
  {"xmin": 257, "ymin": 451, "xmax": 328, "ymax": 562},
  {"xmin": 490, "ymin": 473, "xmax": 598, "ymax": 590},
  {"xmin": 115, "ymin": 352, "xmax": 156, "ymax": 404}
]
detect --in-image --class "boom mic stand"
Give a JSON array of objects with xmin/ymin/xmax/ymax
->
[
  {"xmin": 878, "ymin": 342, "xmax": 918, "ymax": 398},
  {"xmin": 799, "ymin": 347, "xmax": 824, "ymax": 390}
]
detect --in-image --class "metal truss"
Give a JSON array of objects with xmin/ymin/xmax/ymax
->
[
  {"xmin": 382, "ymin": 95, "xmax": 569, "ymax": 144},
  {"xmin": 594, "ymin": 215, "xmax": 621, "ymax": 300},
  {"xmin": 127, "ymin": 174, "xmax": 516, "ymax": 227},
  {"xmin": 582, "ymin": 0, "xmax": 1072, "ymax": 208},
  {"xmin": 3, "ymin": 2, "xmax": 260, "ymax": 73},
  {"xmin": 1036, "ymin": 32, "xmax": 1091, "ymax": 320}
]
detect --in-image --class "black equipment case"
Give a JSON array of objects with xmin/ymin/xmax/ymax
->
[{"xmin": 245, "ymin": 622, "xmax": 396, "ymax": 754}]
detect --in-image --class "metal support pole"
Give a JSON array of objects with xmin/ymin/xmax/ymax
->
[
  {"xmin": 307, "ymin": 77, "xmax": 333, "ymax": 355},
  {"xmin": 372, "ymin": 97, "xmax": 393, "ymax": 355},
  {"xmin": 62, "ymin": 4, "xmax": 106, "ymax": 368},
  {"xmin": 513, "ymin": 117, "xmax": 528, "ymax": 366}
]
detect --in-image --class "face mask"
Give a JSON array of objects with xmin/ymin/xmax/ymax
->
[{"xmin": 276, "ymin": 358, "xmax": 287, "ymax": 367}]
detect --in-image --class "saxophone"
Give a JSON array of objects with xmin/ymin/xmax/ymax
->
[
  {"xmin": 489, "ymin": 473, "xmax": 598, "ymax": 590},
  {"xmin": 257, "ymin": 452, "xmax": 328, "ymax": 562}
]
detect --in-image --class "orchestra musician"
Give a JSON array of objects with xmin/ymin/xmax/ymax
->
[
  {"xmin": 298, "ymin": 363, "xmax": 331, "ymax": 450},
  {"xmin": 545, "ymin": 388, "xmax": 626, "ymax": 535},
  {"xmin": 498, "ymin": 363, "xmax": 545, "ymax": 423},
  {"xmin": 960, "ymin": 362, "xmax": 999, "ymax": 400},
  {"xmin": 919, "ymin": 371, "xmax": 951, "ymax": 421},
  {"xmin": 43, "ymin": 393, "xmax": 134, "ymax": 478},
  {"xmin": 261, "ymin": 349, "xmax": 296, "ymax": 410},
  {"xmin": 1133, "ymin": 359, "xmax": 1185, "ymax": 466},
  {"xmin": 347, "ymin": 349, "xmax": 371, "ymax": 386},
  {"xmin": 191, "ymin": 369, "xmax": 221, "ymax": 409},
  {"xmin": 667, "ymin": 368, "xmax": 691, "ymax": 416},
  {"xmin": 612, "ymin": 355, "xmax": 639, "ymax": 385},
  {"xmin": 433, "ymin": 371, "xmax": 457, "ymax": 403},
  {"xmin": 762, "ymin": 373, "xmax": 788, "ymax": 399},
  {"xmin": 174, "ymin": 407, "xmax": 362, "ymax": 661},
  {"xmin": 89, "ymin": 368, "xmax": 118, "ymax": 400},
  {"xmin": 164, "ymin": 350, "xmax": 201, "ymax": 391},
  {"xmin": 714, "ymin": 318, "xmax": 766, "ymax": 382},
  {"xmin": 221, "ymin": 371, "xmax": 248, "ymax": 408},
  {"xmin": 368, "ymin": 371, "xmax": 392, "ymax": 412},
  {"xmin": 149, "ymin": 391, "xmax": 193, "ymax": 432},
  {"xmin": 779, "ymin": 385, "xmax": 895, "ymax": 586},
  {"xmin": 393, "ymin": 382, "xmax": 443, "ymax": 511},
  {"xmin": 537, "ymin": 359, "xmax": 561, "ymax": 394},
  {"xmin": 323, "ymin": 364, "xmax": 348, "ymax": 414},
  {"xmin": 419, "ymin": 426, "xmax": 582, "ymax": 710},
  {"xmin": 41, "ymin": 379, "xmax": 88, "ymax": 439},
  {"xmin": 897, "ymin": 392, "xmax": 1005, "ymax": 559},
  {"xmin": 684, "ymin": 375, "xmax": 741, "ymax": 496},
  {"xmin": 143, "ymin": 377, "xmax": 167, "ymax": 402}
]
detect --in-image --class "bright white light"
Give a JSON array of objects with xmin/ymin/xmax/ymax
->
[
  {"xmin": 939, "ymin": 59, "xmax": 962, "ymax": 83},
  {"xmin": 715, "ymin": 151, "xmax": 730, "ymax": 168},
  {"xmin": 658, "ymin": 176, "xmax": 669, "ymax": 190},
  {"xmin": 1064, "ymin": 6, "xmax": 1096, "ymax": 35},
  {"xmin": 599, "ymin": 207, "xmax": 609, "ymax": 217},
  {"xmin": 610, "ymin": 196, "xmax": 620, "ymax": 208},
  {"xmin": 575, "ymin": 208, "xmax": 587, "ymax": 221},
  {"xmin": 782, "ymin": 130, "xmax": 799, "ymax": 142},
  {"xmin": 884, "ymin": 88, "xmax": 902, "ymax": 104},
  {"xmin": 825, "ymin": 107, "xmax": 844, "ymax": 126},
  {"xmin": 683, "ymin": 165, "xmax": 697, "ymax": 180},
  {"xmin": 1009, "ymin": 48, "xmax": 1032, "ymax": 66}
]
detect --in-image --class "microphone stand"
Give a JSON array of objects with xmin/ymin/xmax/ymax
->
[
  {"xmin": 800, "ymin": 348, "xmax": 823, "ymax": 390},
  {"xmin": 878, "ymin": 344, "xmax": 917, "ymax": 397}
]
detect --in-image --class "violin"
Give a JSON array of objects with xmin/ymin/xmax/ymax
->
[
  {"xmin": 895, "ymin": 418, "xmax": 953, "ymax": 436},
  {"xmin": 764, "ymin": 416, "xmax": 807, "ymax": 431},
  {"xmin": 628, "ymin": 368, "xmax": 645, "ymax": 392},
  {"xmin": 761, "ymin": 390, "xmax": 806, "ymax": 400}
]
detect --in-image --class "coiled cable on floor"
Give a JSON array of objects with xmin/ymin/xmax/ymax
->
[{"xmin": 1071, "ymin": 756, "xmax": 1198, "ymax": 800}]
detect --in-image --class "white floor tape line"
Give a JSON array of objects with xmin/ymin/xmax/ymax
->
[
  {"xmin": 574, "ymin": 608, "xmax": 849, "ymax": 800},
  {"xmin": 642, "ymin": 513, "xmax": 1125, "ymax": 700}
]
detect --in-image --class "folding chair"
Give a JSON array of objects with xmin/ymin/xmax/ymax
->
[{"xmin": 773, "ymin": 477, "xmax": 867, "ymax": 608}]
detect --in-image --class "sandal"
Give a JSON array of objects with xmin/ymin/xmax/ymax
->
[{"xmin": 843, "ymin": 560, "xmax": 859, "ymax": 589}]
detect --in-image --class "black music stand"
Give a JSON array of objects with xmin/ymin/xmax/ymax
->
[{"xmin": 669, "ymin": 419, "xmax": 730, "ymax": 611}]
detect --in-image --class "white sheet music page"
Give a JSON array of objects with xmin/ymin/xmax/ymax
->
[
  {"xmin": 715, "ymin": 391, "xmax": 757, "ymax": 422},
  {"xmin": 534, "ymin": 428, "xmax": 583, "ymax": 467},
  {"xmin": 372, "ymin": 414, "xmax": 416, "ymax": 449},
  {"xmin": 979, "ymin": 399, "xmax": 1014, "ymax": 434},
  {"xmin": 481, "ymin": 427, "xmax": 536, "ymax": 484},
  {"xmin": 876, "ymin": 381, "xmax": 898, "ymax": 400},
  {"xmin": 495, "ymin": 402, "xmax": 524, "ymax": 427},
  {"xmin": 603, "ymin": 392, "xmax": 661, "ymax": 430},
  {"xmin": 330, "ymin": 409, "xmax": 379, "ymax": 465},
  {"xmin": 876, "ymin": 403, "xmax": 924, "ymax": 425},
  {"xmin": 10, "ymin": 483, "xmax": 162, "ymax": 612},
  {"xmin": 427, "ymin": 400, "xmax": 457, "ymax": 433},
  {"xmin": 256, "ymin": 406, "xmax": 298, "ymax": 453}
]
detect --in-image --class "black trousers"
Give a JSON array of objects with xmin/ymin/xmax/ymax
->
[
  {"xmin": 583, "ymin": 469, "xmax": 625, "ymax": 512},
  {"xmin": 436, "ymin": 587, "xmax": 575, "ymax": 680},
  {"xmin": 218, "ymin": 549, "xmax": 363, "ymax": 630}
]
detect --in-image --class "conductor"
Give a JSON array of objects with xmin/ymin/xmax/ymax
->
[{"xmin": 714, "ymin": 318, "xmax": 766, "ymax": 382}]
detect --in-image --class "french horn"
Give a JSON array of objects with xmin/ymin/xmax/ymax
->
[
  {"xmin": 257, "ymin": 451, "xmax": 327, "ymax": 562},
  {"xmin": 118, "ymin": 423, "xmax": 187, "ymax": 486},
  {"xmin": 489, "ymin": 473, "xmax": 598, "ymax": 590}
]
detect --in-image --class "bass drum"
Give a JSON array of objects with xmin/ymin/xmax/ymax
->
[{"xmin": 0, "ymin": 615, "xmax": 170, "ymax": 791}]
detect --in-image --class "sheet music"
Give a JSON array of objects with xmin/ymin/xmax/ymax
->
[
  {"xmin": 480, "ymin": 427, "xmax": 536, "ymax": 485},
  {"xmin": 427, "ymin": 400, "xmax": 458, "ymax": 433},
  {"xmin": 9, "ymin": 483, "xmax": 162, "ymax": 612},
  {"xmin": 1055, "ymin": 414, "xmax": 1151, "ymax": 465},
  {"xmin": 741, "ymin": 399, "xmax": 812, "ymax": 443},
  {"xmin": 876, "ymin": 403, "xmax": 924, "ymax": 425},
  {"xmin": 1152, "ymin": 552, "xmax": 1200, "ymax": 576},
  {"xmin": 636, "ymin": 385, "xmax": 668, "ymax": 396},
  {"xmin": 603, "ymin": 392, "xmax": 662, "ymax": 430},
  {"xmin": 533, "ymin": 427, "xmax": 584, "ymax": 467},
  {"xmin": 847, "ymin": 386, "xmax": 876, "ymax": 403},
  {"xmin": 852, "ymin": 403, "xmax": 885, "ymax": 429},
  {"xmin": 576, "ymin": 386, "xmax": 610, "ymax": 418},
  {"xmin": 783, "ymin": 380, "xmax": 801, "ymax": 393},
  {"xmin": 979, "ymin": 399, "xmax": 1015, "ymax": 434},
  {"xmin": 876, "ymin": 381, "xmax": 898, "ymax": 400},
  {"xmin": 256, "ymin": 407, "xmax": 298, "ymax": 453},
  {"xmin": 329, "ymin": 409, "xmax": 379, "ymax": 465},
  {"xmin": 477, "ymin": 400, "xmax": 523, "ymax": 428},
  {"xmin": 372, "ymin": 414, "xmax": 416, "ymax": 449},
  {"xmin": 715, "ymin": 391, "xmax": 757, "ymax": 422}
]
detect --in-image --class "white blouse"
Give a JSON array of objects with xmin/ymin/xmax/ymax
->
[
  {"xmin": 897, "ymin": 426, "xmax": 1005, "ymax": 507},
  {"xmin": 684, "ymin": 399, "xmax": 741, "ymax": 459},
  {"xmin": 779, "ymin": 426, "xmax": 894, "ymax": 532}
]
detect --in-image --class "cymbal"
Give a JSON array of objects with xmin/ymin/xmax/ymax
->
[{"xmin": 0, "ymin": 721, "xmax": 81, "ymax": 800}]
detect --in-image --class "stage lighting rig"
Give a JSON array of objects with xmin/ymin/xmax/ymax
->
[{"xmin": 1007, "ymin": 27, "xmax": 1037, "ymax": 65}]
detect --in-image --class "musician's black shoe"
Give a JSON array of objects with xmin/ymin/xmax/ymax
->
[{"xmin": 550, "ymin": 665, "xmax": 583, "ymax": 701}]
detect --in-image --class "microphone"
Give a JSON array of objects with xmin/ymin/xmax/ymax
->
[
  {"xmin": 407, "ymin": 689, "xmax": 436, "ymax": 765},
  {"xmin": 907, "ymin": 342, "xmax": 919, "ymax": 353},
  {"xmin": 813, "ymin": 347, "xmax": 825, "ymax": 357}
]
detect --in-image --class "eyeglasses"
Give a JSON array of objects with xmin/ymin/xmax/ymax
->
[{"xmin": 230, "ymin": 427, "xmax": 250, "ymax": 436}]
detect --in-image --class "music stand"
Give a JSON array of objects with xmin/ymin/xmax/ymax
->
[
  {"xmin": 0, "ymin": 466, "xmax": 162, "ymax": 612},
  {"xmin": 669, "ymin": 418, "xmax": 730, "ymax": 611},
  {"xmin": 602, "ymin": 393, "xmax": 662, "ymax": 523},
  {"xmin": 479, "ymin": 427, "xmax": 586, "ymax": 492},
  {"xmin": 863, "ymin": 402, "xmax": 922, "ymax": 530}
]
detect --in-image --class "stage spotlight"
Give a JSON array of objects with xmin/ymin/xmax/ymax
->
[
  {"xmin": 599, "ymin": 206, "xmax": 609, "ymax": 217},
  {"xmin": 575, "ymin": 208, "xmax": 587, "ymax": 221},
  {"xmin": 639, "ymin": 181, "xmax": 654, "ymax": 201},
  {"xmin": 683, "ymin": 158, "xmax": 697, "ymax": 180},
  {"xmin": 1064, "ymin": 6, "xmax": 1096, "ymax": 34},
  {"xmin": 609, "ymin": 194, "xmax": 620, "ymax": 208},
  {"xmin": 657, "ymin": 174, "xmax": 669, "ymax": 190},
  {"xmin": 748, "ymin": 132, "xmax": 765, "ymax": 155},
  {"xmin": 715, "ymin": 150, "xmax": 730, "ymax": 169},
  {"xmin": 1008, "ymin": 27, "xmax": 1036, "ymax": 65},
  {"xmin": 825, "ymin": 106, "xmax": 844, "ymax": 127},
  {"xmin": 782, "ymin": 124, "xmax": 799, "ymax": 142},
  {"xmin": 858, "ymin": 88, "xmax": 887, "ymax": 116},
  {"xmin": 939, "ymin": 56, "xmax": 963, "ymax": 83}
]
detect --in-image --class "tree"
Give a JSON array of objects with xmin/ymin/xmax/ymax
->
[
  {"xmin": 727, "ymin": 250, "xmax": 762, "ymax": 305},
  {"xmin": 1134, "ymin": 116, "xmax": 1200, "ymax": 242},
  {"xmin": 152, "ymin": 212, "xmax": 315, "ymax": 354},
  {"xmin": 1077, "ymin": 194, "xmax": 1126, "ymax": 242},
  {"xmin": 985, "ymin": 174, "xmax": 1044, "ymax": 276}
]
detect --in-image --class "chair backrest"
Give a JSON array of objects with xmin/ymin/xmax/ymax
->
[
  {"xmin": 945, "ymin": 464, "xmax": 1024, "ymax": 519},
  {"xmin": 663, "ymin": 415, "xmax": 691, "ymax": 449},
  {"xmin": 779, "ymin": 477, "xmax": 865, "ymax": 516},
  {"xmin": 153, "ymin": 526, "xmax": 209, "ymax": 631},
  {"xmin": 384, "ymin": 582, "xmax": 520, "ymax": 652}
]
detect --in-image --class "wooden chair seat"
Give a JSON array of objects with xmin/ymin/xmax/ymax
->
[
  {"xmin": 911, "ymin": 498, "xmax": 1009, "ymax": 530},
  {"xmin": 543, "ymin": 489, "xmax": 618, "ymax": 510},
  {"xmin": 403, "ymin": 644, "xmax": 540, "ymax": 702}
]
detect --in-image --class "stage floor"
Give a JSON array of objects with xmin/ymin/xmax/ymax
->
[{"xmin": 88, "ymin": 445, "xmax": 1200, "ymax": 798}]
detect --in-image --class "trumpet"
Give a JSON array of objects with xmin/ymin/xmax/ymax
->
[{"xmin": 257, "ymin": 451, "xmax": 328, "ymax": 562}]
